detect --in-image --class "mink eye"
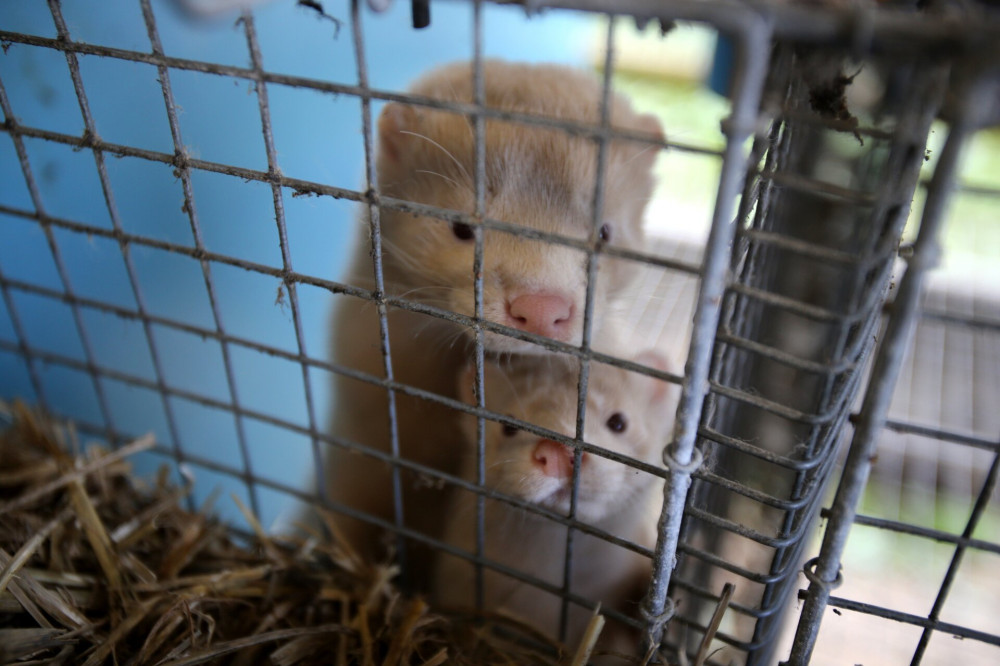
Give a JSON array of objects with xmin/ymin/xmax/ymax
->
[
  {"xmin": 606, "ymin": 412, "xmax": 627, "ymax": 434},
  {"xmin": 451, "ymin": 222, "xmax": 475, "ymax": 241},
  {"xmin": 501, "ymin": 421, "xmax": 519, "ymax": 437},
  {"xmin": 598, "ymin": 223, "xmax": 611, "ymax": 243}
]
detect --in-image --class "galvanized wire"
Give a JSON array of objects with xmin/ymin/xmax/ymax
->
[
  {"xmin": 640, "ymin": 7, "xmax": 773, "ymax": 650},
  {"xmin": 782, "ymin": 57, "xmax": 994, "ymax": 666},
  {"xmin": 1, "ymin": 2, "xmax": 999, "ymax": 664},
  {"xmin": 239, "ymin": 7, "xmax": 328, "ymax": 507},
  {"xmin": 141, "ymin": 0, "xmax": 264, "ymax": 517},
  {"xmin": 470, "ymin": 0, "xmax": 489, "ymax": 618},
  {"xmin": 0, "ymin": 6, "xmax": 119, "ymax": 464}
]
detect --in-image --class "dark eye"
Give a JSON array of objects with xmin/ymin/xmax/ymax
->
[
  {"xmin": 452, "ymin": 222, "xmax": 475, "ymax": 241},
  {"xmin": 502, "ymin": 422, "xmax": 519, "ymax": 437},
  {"xmin": 598, "ymin": 223, "xmax": 611, "ymax": 243},
  {"xmin": 606, "ymin": 412, "xmax": 627, "ymax": 434}
]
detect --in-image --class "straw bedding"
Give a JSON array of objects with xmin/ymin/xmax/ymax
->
[{"xmin": 0, "ymin": 402, "xmax": 613, "ymax": 666}]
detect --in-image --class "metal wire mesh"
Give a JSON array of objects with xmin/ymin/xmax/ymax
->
[
  {"xmin": 1, "ymin": 0, "xmax": 998, "ymax": 664},
  {"xmin": 678, "ymin": 40, "xmax": 950, "ymax": 662}
]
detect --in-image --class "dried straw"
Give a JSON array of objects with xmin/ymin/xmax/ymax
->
[{"xmin": 0, "ymin": 402, "xmax": 627, "ymax": 665}]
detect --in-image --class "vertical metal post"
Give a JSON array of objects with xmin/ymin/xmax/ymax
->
[
  {"xmin": 558, "ymin": 14, "xmax": 616, "ymax": 640},
  {"xmin": 0, "ymin": 0, "xmax": 120, "ymax": 455},
  {"xmin": 783, "ymin": 67, "xmax": 992, "ymax": 666},
  {"xmin": 0, "ymin": 83, "xmax": 52, "ymax": 413},
  {"xmin": 641, "ymin": 13, "xmax": 772, "ymax": 650},
  {"xmin": 45, "ymin": 0, "xmax": 190, "ymax": 506},
  {"xmin": 470, "ymin": 0, "xmax": 489, "ymax": 613},
  {"xmin": 139, "ymin": 0, "xmax": 260, "ymax": 516},
  {"xmin": 350, "ymin": 0, "xmax": 408, "ymax": 576},
  {"xmin": 241, "ymin": 10, "xmax": 326, "ymax": 510},
  {"xmin": 910, "ymin": 448, "xmax": 999, "ymax": 664}
]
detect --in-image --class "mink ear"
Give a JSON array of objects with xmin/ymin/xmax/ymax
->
[
  {"xmin": 634, "ymin": 350, "xmax": 676, "ymax": 405},
  {"xmin": 377, "ymin": 102, "xmax": 419, "ymax": 164}
]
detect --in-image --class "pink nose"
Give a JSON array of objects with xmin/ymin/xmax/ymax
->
[
  {"xmin": 506, "ymin": 292, "xmax": 574, "ymax": 339},
  {"xmin": 532, "ymin": 439, "xmax": 581, "ymax": 479}
]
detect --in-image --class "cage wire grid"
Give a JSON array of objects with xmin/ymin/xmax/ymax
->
[{"xmin": 0, "ymin": 0, "xmax": 999, "ymax": 664}]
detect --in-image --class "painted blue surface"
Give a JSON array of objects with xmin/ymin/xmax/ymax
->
[{"xmin": 0, "ymin": 0, "xmax": 594, "ymax": 531}]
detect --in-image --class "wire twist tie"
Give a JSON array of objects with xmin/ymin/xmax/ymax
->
[
  {"xmin": 802, "ymin": 557, "xmax": 843, "ymax": 589},
  {"xmin": 641, "ymin": 596, "xmax": 676, "ymax": 642},
  {"xmin": 663, "ymin": 445, "xmax": 704, "ymax": 475}
]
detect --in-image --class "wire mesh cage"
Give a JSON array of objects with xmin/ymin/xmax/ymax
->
[{"xmin": 1, "ymin": 0, "xmax": 998, "ymax": 664}]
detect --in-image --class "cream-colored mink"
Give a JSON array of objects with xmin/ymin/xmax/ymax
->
[
  {"xmin": 434, "ymin": 352, "xmax": 678, "ymax": 649},
  {"xmin": 323, "ymin": 60, "xmax": 663, "ymax": 572}
]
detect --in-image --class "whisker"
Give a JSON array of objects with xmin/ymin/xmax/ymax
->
[
  {"xmin": 399, "ymin": 130, "xmax": 471, "ymax": 182},
  {"xmin": 415, "ymin": 169, "xmax": 464, "ymax": 190},
  {"xmin": 619, "ymin": 143, "xmax": 660, "ymax": 170},
  {"xmin": 395, "ymin": 286, "xmax": 456, "ymax": 305},
  {"xmin": 378, "ymin": 235, "xmax": 440, "ymax": 283}
]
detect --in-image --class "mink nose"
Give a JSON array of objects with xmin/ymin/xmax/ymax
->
[
  {"xmin": 506, "ymin": 292, "xmax": 574, "ymax": 339},
  {"xmin": 532, "ymin": 439, "xmax": 581, "ymax": 479}
]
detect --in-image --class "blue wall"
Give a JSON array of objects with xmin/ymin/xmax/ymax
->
[{"xmin": 0, "ymin": 0, "xmax": 595, "ymax": 530}]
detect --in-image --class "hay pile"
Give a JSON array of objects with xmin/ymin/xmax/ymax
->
[{"xmin": 0, "ymin": 402, "xmax": 603, "ymax": 665}]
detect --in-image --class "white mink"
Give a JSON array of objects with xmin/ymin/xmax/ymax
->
[
  {"xmin": 434, "ymin": 351, "xmax": 678, "ymax": 652},
  {"xmin": 322, "ymin": 60, "xmax": 663, "ymax": 571}
]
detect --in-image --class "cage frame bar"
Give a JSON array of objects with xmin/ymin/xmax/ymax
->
[
  {"xmin": 782, "ymin": 58, "xmax": 994, "ymax": 666},
  {"xmin": 640, "ymin": 7, "xmax": 773, "ymax": 650},
  {"xmin": 1, "ymin": 2, "xmax": 998, "ymax": 664}
]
